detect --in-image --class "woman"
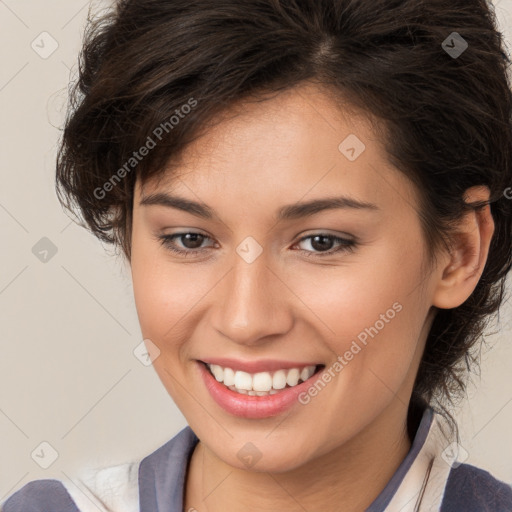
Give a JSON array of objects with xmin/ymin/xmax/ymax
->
[{"xmin": 2, "ymin": 0, "xmax": 512, "ymax": 510}]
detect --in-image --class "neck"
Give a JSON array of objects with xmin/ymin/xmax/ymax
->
[{"xmin": 184, "ymin": 400, "xmax": 416, "ymax": 512}]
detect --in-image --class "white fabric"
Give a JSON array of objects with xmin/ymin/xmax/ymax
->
[
  {"xmin": 384, "ymin": 413, "xmax": 454, "ymax": 511},
  {"xmin": 61, "ymin": 461, "xmax": 140, "ymax": 512}
]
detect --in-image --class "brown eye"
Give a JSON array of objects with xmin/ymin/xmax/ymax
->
[
  {"xmin": 157, "ymin": 232, "xmax": 215, "ymax": 256},
  {"xmin": 309, "ymin": 235, "xmax": 336, "ymax": 251},
  {"xmin": 294, "ymin": 234, "xmax": 357, "ymax": 257},
  {"xmin": 176, "ymin": 233, "xmax": 206, "ymax": 249}
]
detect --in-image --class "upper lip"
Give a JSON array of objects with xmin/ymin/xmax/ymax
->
[{"xmin": 199, "ymin": 357, "xmax": 323, "ymax": 374}]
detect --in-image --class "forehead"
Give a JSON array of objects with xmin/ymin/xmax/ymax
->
[{"xmin": 134, "ymin": 83, "xmax": 417, "ymax": 217}]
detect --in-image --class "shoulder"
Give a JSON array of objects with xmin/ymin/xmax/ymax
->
[
  {"xmin": 1, "ymin": 462, "xmax": 140, "ymax": 512},
  {"xmin": 1, "ymin": 479, "xmax": 80, "ymax": 512},
  {"xmin": 441, "ymin": 463, "xmax": 512, "ymax": 512},
  {"xmin": 1, "ymin": 426, "xmax": 198, "ymax": 512}
]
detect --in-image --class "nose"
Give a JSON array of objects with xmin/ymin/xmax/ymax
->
[{"xmin": 209, "ymin": 251, "xmax": 294, "ymax": 346}]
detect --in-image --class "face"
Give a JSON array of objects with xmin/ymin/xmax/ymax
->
[{"xmin": 130, "ymin": 82, "xmax": 438, "ymax": 473}]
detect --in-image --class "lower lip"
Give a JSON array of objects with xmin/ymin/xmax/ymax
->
[{"xmin": 197, "ymin": 361, "xmax": 323, "ymax": 419}]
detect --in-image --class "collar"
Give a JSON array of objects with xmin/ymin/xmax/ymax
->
[
  {"xmin": 64, "ymin": 406, "xmax": 455, "ymax": 511},
  {"xmin": 371, "ymin": 407, "xmax": 454, "ymax": 511}
]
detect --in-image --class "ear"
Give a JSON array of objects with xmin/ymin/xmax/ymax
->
[{"xmin": 432, "ymin": 185, "xmax": 495, "ymax": 309}]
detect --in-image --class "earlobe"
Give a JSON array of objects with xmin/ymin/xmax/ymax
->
[{"xmin": 432, "ymin": 186, "xmax": 495, "ymax": 310}]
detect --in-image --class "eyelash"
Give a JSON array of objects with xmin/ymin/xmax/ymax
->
[{"xmin": 156, "ymin": 232, "xmax": 357, "ymax": 258}]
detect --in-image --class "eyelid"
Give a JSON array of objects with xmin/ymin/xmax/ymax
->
[{"xmin": 295, "ymin": 229, "xmax": 356, "ymax": 242}]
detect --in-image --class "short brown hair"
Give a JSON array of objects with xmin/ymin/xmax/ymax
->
[{"xmin": 56, "ymin": 0, "xmax": 512, "ymax": 429}]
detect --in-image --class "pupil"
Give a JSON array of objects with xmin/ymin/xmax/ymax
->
[
  {"xmin": 311, "ymin": 235, "xmax": 332, "ymax": 251},
  {"xmin": 183, "ymin": 233, "xmax": 203, "ymax": 249}
]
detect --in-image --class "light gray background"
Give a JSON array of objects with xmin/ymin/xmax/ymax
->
[{"xmin": 1, "ymin": 0, "xmax": 511, "ymax": 501}]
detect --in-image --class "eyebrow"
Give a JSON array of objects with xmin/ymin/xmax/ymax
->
[{"xmin": 139, "ymin": 192, "xmax": 380, "ymax": 220}]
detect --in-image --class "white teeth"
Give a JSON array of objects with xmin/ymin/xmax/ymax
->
[
  {"xmin": 223, "ymin": 367, "xmax": 235, "ymax": 386},
  {"xmin": 210, "ymin": 364, "xmax": 224, "ymax": 382},
  {"xmin": 253, "ymin": 372, "xmax": 273, "ymax": 392},
  {"xmin": 207, "ymin": 363, "xmax": 319, "ymax": 395},
  {"xmin": 300, "ymin": 366, "xmax": 314, "ymax": 382},
  {"xmin": 286, "ymin": 368, "xmax": 300, "ymax": 386},
  {"xmin": 234, "ymin": 370, "xmax": 253, "ymax": 390},
  {"xmin": 272, "ymin": 370, "xmax": 287, "ymax": 390}
]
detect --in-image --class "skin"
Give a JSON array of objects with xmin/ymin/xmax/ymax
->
[{"xmin": 129, "ymin": 82, "xmax": 494, "ymax": 512}]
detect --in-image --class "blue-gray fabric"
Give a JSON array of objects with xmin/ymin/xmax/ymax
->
[
  {"xmin": 366, "ymin": 408, "xmax": 434, "ymax": 511},
  {"xmin": 138, "ymin": 425, "xmax": 198, "ymax": 511},
  {"xmin": 441, "ymin": 464, "xmax": 512, "ymax": 512},
  {"xmin": 3, "ymin": 408, "xmax": 512, "ymax": 511},
  {"xmin": 2, "ymin": 480, "xmax": 80, "ymax": 512}
]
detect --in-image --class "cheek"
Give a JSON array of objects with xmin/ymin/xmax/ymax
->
[
  {"xmin": 132, "ymin": 259, "xmax": 194, "ymax": 341},
  {"xmin": 130, "ymin": 236, "xmax": 217, "ymax": 352},
  {"xmin": 291, "ymin": 234, "xmax": 428, "ymax": 392},
  {"xmin": 130, "ymin": 240, "xmax": 202, "ymax": 404},
  {"xmin": 131, "ymin": 229, "xmax": 182, "ymax": 342}
]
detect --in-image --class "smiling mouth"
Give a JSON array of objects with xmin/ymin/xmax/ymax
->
[{"xmin": 203, "ymin": 361, "xmax": 325, "ymax": 396}]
